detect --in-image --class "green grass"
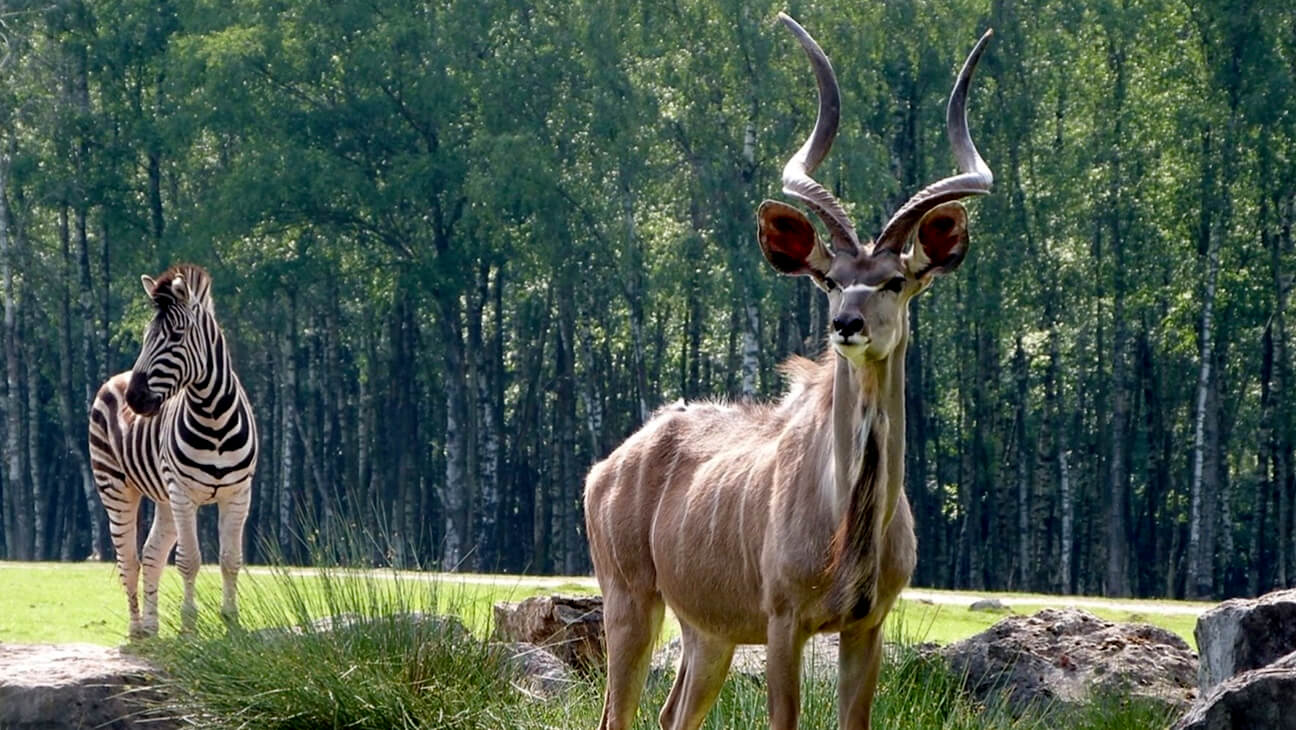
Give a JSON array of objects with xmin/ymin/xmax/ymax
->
[
  {"xmin": 0, "ymin": 562, "xmax": 593, "ymax": 644},
  {"xmin": 0, "ymin": 561, "xmax": 1186, "ymax": 729},
  {"xmin": 886, "ymin": 597, "xmax": 1203, "ymax": 650},
  {"xmin": 0, "ymin": 562, "xmax": 1205, "ymax": 650}
]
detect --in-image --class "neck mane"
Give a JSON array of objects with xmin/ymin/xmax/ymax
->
[{"xmin": 183, "ymin": 310, "xmax": 240, "ymax": 422}]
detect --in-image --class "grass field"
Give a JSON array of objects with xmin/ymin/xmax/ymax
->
[
  {"xmin": 0, "ymin": 561, "xmax": 1209, "ymax": 649},
  {"xmin": 0, "ymin": 561, "xmax": 1195, "ymax": 729}
]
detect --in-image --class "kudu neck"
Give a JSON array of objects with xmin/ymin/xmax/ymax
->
[{"xmin": 830, "ymin": 331, "xmax": 908, "ymax": 515}]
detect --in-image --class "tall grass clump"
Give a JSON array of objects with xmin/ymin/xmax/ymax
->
[{"xmin": 136, "ymin": 521, "xmax": 556, "ymax": 729}]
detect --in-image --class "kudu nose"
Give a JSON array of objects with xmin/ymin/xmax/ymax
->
[{"xmin": 832, "ymin": 313, "xmax": 865, "ymax": 338}]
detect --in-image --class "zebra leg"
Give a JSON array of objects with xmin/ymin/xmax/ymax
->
[
  {"xmin": 99, "ymin": 480, "xmax": 144, "ymax": 639},
  {"xmin": 168, "ymin": 484, "xmax": 202, "ymax": 634},
  {"xmin": 216, "ymin": 483, "xmax": 251, "ymax": 630},
  {"xmin": 139, "ymin": 501, "xmax": 178, "ymax": 637}
]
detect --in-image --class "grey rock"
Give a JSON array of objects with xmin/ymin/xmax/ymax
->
[
  {"xmin": 0, "ymin": 643, "xmax": 174, "ymax": 730},
  {"xmin": 650, "ymin": 634, "xmax": 919, "ymax": 685},
  {"xmin": 490, "ymin": 641, "xmax": 577, "ymax": 699},
  {"xmin": 492, "ymin": 595, "xmax": 605, "ymax": 672},
  {"xmin": 969, "ymin": 598, "xmax": 1011, "ymax": 612},
  {"xmin": 1195, "ymin": 588, "xmax": 1296, "ymax": 692},
  {"xmin": 1173, "ymin": 650, "xmax": 1296, "ymax": 730},
  {"xmin": 940, "ymin": 608, "xmax": 1198, "ymax": 714}
]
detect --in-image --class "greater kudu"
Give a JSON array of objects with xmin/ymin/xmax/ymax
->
[{"xmin": 584, "ymin": 14, "xmax": 993, "ymax": 729}]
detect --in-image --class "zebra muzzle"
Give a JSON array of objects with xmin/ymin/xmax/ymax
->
[{"xmin": 126, "ymin": 373, "xmax": 164, "ymax": 416}]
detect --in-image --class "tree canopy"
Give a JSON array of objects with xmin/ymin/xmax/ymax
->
[{"xmin": 0, "ymin": 0, "xmax": 1293, "ymax": 600}]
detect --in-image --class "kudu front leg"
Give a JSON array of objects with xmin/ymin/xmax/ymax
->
[
  {"xmin": 837, "ymin": 623, "xmax": 884, "ymax": 729},
  {"xmin": 766, "ymin": 616, "xmax": 807, "ymax": 729}
]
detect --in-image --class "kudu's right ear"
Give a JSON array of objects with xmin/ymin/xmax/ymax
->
[{"xmin": 757, "ymin": 200, "xmax": 832, "ymax": 280}]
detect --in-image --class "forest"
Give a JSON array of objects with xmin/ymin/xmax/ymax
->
[{"xmin": 0, "ymin": 0, "xmax": 1292, "ymax": 601}]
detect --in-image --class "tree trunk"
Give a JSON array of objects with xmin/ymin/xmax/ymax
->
[
  {"xmin": 56, "ymin": 205, "xmax": 102, "ymax": 559},
  {"xmin": 439, "ymin": 291, "xmax": 470, "ymax": 571},
  {"xmin": 473, "ymin": 265, "xmax": 499, "ymax": 570},
  {"xmin": 278, "ymin": 292, "xmax": 297, "ymax": 559},
  {"xmin": 147, "ymin": 149, "xmax": 164, "ymax": 261},
  {"xmin": 557, "ymin": 286, "xmax": 582, "ymax": 574},
  {"xmin": 26, "ymin": 314, "xmax": 45, "ymax": 559},
  {"xmin": 1106, "ymin": 238, "xmax": 1132, "ymax": 596},
  {"xmin": 1, "ymin": 152, "xmax": 31, "ymax": 559},
  {"xmin": 1275, "ymin": 197, "xmax": 1293, "ymax": 589},
  {"xmin": 1013, "ymin": 338, "xmax": 1031, "ymax": 590},
  {"xmin": 1188, "ymin": 133, "xmax": 1221, "ymax": 599},
  {"xmin": 906, "ymin": 301, "xmax": 932, "ymax": 585},
  {"xmin": 740, "ymin": 299, "xmax": 760, "ymax": 398},
  {"xmin": 1048, "ymin": 323, "xmax": 1073, "ymax": 593},
  {"xmin": 97, "ymin": 217, "xmax": 109, "ymax": 385}
]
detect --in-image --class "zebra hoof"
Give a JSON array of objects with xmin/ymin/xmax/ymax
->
[{"xmin": 129, "ymin": 623, "xmax": 157, "ymax": 640}]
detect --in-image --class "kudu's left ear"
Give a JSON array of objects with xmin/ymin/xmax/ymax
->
[
  {"xmin": 903, "ymin": 202, "xmax": 970, "ymax": 280},
  {"xmin": 757, "ymin": 200, "xmax": 832, "ymax": 280}
]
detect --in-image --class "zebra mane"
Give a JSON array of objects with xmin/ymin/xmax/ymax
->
[{"xmin": 153, "ymin": 263, "xmax": 214, "ymax": 313}]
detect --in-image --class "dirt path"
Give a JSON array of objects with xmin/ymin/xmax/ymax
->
[{"xmin": 240, "ymin": 567, "xmax": 1210, "ymax": 616}]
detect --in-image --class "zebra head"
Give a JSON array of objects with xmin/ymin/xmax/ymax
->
[{"xmin": 125, "ymin": 269, "xmax": 211, "ymax": 416}]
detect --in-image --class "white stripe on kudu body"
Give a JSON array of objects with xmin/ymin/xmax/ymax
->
[
  {"xmin": 585, "ymin": 15, "xmax": 994, "ymax": 730},
  {"xmin": 89, "ymin": 264, "xmax": 258, "ymax": 638}
]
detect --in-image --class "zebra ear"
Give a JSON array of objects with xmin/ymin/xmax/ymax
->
[{"xmin": 141, "ymin": 275, "xmax": 157, "ymax": 297}]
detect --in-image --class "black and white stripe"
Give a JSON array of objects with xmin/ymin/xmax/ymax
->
[{"xmin": 89, "ymin": 264, "xmax": 258, "ymax": 638}]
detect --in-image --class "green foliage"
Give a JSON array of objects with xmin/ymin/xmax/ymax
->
[{"xmin": 0, "ymin": 0, "xmax": 1294, "ymax": 601}]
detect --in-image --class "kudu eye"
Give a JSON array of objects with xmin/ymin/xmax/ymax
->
[
  {"xmin": 883, "ymin": 277, "xmax": 906, "ymax": 294},
  {"xmin": 823, "ymin": 276, "xmax": 839, "ymax": 291}
]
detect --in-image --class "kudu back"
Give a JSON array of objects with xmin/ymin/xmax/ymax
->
[{"xmin": 585, "ymin": 14, "xmax": 993, "ymax": 730}]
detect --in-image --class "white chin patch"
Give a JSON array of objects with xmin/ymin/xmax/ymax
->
[
  {"xmin": 833, "ymin": 337, "xmax": 882, "ymax": 362},
  {"xmin": 832, "ymin": 337, "xmax": 868, "ymax": 351}
]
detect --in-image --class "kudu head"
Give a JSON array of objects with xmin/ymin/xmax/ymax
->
[
  {"xmin": 758, "ymin": 14, "xmax": 993, "ymax": 365},
  {"xmin": 125, "ymin": 267, "xmax": 212, "ymax": 416}
]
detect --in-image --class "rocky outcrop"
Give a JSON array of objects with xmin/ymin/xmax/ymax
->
[
  {"xmin": 652, "ymin": 633, "xmax": 843, "ymax": 681},
  {"xmin": 0, "ymin": 644, "xmax": 174, "ymax": 730},
  {"xmin": 939, "ymin": 608, "xmax": 1198, "ymax": 714},
  {"xmin": 1173, "ymin": 588, "xmax": 1296, "ymax": 729},
  {"xmin": 1173, "ymin": 650, "xmax": 1296, "ymax": 730},
  {"xmin": 490, "ymin": 641, "xmax": 577, "ymax": 699},
  {"xmin": 492, "ymin": 595, "xmax": 605, "ymax": 672},
  {"xmin": 1194, "ymin": 588, "xmax": 1296, "ymax": 692}
]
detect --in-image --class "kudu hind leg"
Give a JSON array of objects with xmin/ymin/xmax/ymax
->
[
  {"xmin": 598, "ymin": 591, "xmax": 664, "ymax": 730},
  {"xmin": 658, "ymin": 622, "xmax": 735, "ymax": 730}
]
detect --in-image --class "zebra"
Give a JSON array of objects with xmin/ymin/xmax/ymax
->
[{"xmin": 88, "ymin": 264, "xmax": 258, "ymax": 638}]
